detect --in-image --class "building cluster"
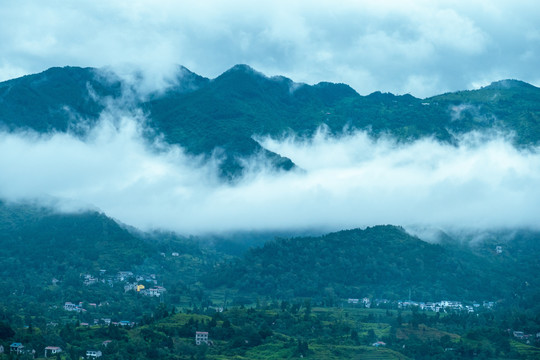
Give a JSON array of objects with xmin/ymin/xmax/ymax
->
[
  {"xmin": 346, "ymin": 297, "xmax": 496, "ymax": 313},
  {"xmin": 78, "ymin": 270, "xmax": 168, "ymax": 298},
  {"xmin": 124, "ymin": 283, "xmax": 167, "ymax": 297},
  {"xmin": 78, "ymin": 270, "xmax": 159, "ymax": 287},
  {"xmin": 511, "ymin": 330, "xmax": 540, "ymax": 345},
  {"xmin": 3, "ymin": 342, "xmax": 111, "ymax": 358},
  {"xmin": 64, "ymin": 301, "xmax": 85, "ymax": 312},
  {"xmin": 398, "ymin": 300, "xmax": 495, "ymax": 313}
]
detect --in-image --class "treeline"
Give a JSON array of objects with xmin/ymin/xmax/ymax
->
[{"xmin": 2, "ymin": 300, "xmax": 539, "ymax": 359}]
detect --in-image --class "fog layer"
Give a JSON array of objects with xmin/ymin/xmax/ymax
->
[{"xmin": 1, "ymin": 111, "xmax": 539, "ymax": 235}]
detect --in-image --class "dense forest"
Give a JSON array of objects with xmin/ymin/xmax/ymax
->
[
  {"xmin": 0, "ymin": 201, "xmax": 540, "ymax": 359},
  {"xmin": 203, "ymin": 226, "xmax": 540, "ymax": 303},
  {"xmin": 1, "ymin": 66, "xmax": 539, "ymax": 178}
]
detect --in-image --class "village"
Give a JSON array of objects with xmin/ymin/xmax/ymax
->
[
  {"xmin": 346, "ymin": 297, "xmax": 496, "ymax": 313},
  {"xmin": 78, "ymin": 270, "xmax": 167, "ymax": 298}
]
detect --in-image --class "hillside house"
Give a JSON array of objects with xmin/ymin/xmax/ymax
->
[
  {"xmin": 44, "ymin": 346, "xmax": 62, "ymax": 357},
  {"xmin": 195, "ymin": 331, "xmax": 209, "ymax": 345},
  {"xmin": 64, "ymin": 302, "xmax": 82, "ymax": 312},
  {"xmin": 83, "ymin": 274, "xmax": 98, "ymax": 285},
  {"xmin": 86, "ymin": 349, "xmax": 102, "ymax": 358},
  {"xmin": 10, "ymin": 343, "xmax": 24, "ymax": 354},
  {"xmin": 145, "ymin": 286, "xmax": 167, "ymax": 297},
  {"xmin": 362, "ymin": 297, "xmax": 371, "ymax": 308},
  {"xmin": 117, "ymin": 271, "xmax": 133, "ymax": 281},
  {"xmin": 0, "ymin": 345, "xmax": 3, "ymax": 354},
  {"xmin": 483, "ymin": 301, "xmax": 495, "ymax": 309},
  {"xmin": 372, "ymin": 341, "xmax": 386, "ymax": 347}
]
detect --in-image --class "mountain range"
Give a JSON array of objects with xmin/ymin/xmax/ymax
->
[
  {"xmin": 1, "ymin": 65, "xmax": 539, "ymax": 178},
  {"xmin": 1, "ymin": 65, "xmax": 539, "ymax": 303}
]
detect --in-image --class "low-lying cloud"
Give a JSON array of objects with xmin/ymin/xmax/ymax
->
[{"xmin": 1, "ymin": 109, "xmax": 540, "ymax": 235}]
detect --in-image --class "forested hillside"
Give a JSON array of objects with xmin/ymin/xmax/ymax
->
[
  {"xmin": 1, "ymin": 202, "xmax": 540, "ymax": 358},
  {"xmin": 203, "ymin": 226, "xmax": 540, "ymax": 305},
  {"xmin": 1, "ymin": 65, "xmax": 540, "ymax": 177}
]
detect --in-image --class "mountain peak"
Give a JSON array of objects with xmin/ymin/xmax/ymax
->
[
  {"xmin": 483, "ymin": 79, "xmax": 537, "ymax": 90},
  {"xmin": 227, "ymin": 64, "xmax": 259, "ymax": 74},
  {"xmin": 217, "ymin": 64, "xmax": 268, "ymax": 81}
]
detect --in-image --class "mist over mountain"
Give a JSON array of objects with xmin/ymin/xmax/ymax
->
[
  {"xmin": 1, "ymin": 65, "xmax": 540, "ymax": 235},
  {"xmin": 2, "ymin": 65, "xmax": 540, "ymax": 359}
]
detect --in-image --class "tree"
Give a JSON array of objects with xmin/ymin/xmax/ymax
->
[
  {"xmin": 351, "ymin": 329, "xmax": 359, "ymax": 343},
  {"xmin": 0, "ymin": 322, "xmax": 15, "ymax": 339},
  {"xmin": 296, "ymin": 339, "xmax": 309, "ymax": 357}
]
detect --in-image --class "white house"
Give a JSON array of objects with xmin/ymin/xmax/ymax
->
[
  {"xmin": 44, "ymin": 346, "xmax": 62, "ymax": 357},
  {"xmin": 195, "ymin": 331, "xmax": 209, "ymax": 345},
  {"xmin": 64, "ymin": 302, "xmax": 82, "ymax": 312},
  {"xmin": 86, "ymin": 349, "xmax": 102, "ymax": 358},
  {"xmin": 10, "ymin": 343, "xmax": 24, "ymax": 354},
  {"xmin": 362, "ymin": 297, "xmax": 371, "ymax": 308}
]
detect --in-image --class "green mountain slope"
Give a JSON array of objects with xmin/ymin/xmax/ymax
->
[
  {"xmin": 0, "ymin": 201, "xmax": 216, "ymax": 316},
  {"xmin": 0, "ymin": 67, "xmax": 121, "ymax": 133},
  {"xmin": 1, "ymin": 65, "xmax": 539, "ymax": 177},
  {"xmin": 0, "ymin": 201, "xmax": 152, "ymax": 288},
  {"xmin": 203, "ymin": 225, "xmax": 540, "ymax": 303}
]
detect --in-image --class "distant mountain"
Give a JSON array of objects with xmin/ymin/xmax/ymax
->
[
  {"xmin": 0, "ymin": 67, "xmax": 120, "ymax": 133},
  {"xmin": 1, "ymin": 65, "xmax": 539, "ymax": 177}
]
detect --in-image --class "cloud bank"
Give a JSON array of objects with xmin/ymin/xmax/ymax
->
[
  {"xmin": 1, "ymin": 1, "xmax": 539, "ymax": 97},
  {"xmin": 1, "ymin": 107, "xmax": 540, "ymax": 235}
]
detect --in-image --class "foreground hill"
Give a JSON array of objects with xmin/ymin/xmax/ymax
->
[
  {"xmin": 1, "ymin": 65, "xmax": 539, "ymax": 177},
  {"xmin": 204, "ymin": 225, "xmax": 540, "ymax": 304},
  {"xmin": 0, "ymin": 200, "xmax": 215, "ymax": 322},
  {"xmin": 2, "ymin": 199, "xmax": 539, "ymax": 309},
  {"xmin": 1, "ymin": 201, "xmax": 540, "ymax": 358}
]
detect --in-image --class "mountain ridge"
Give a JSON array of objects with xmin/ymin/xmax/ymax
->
[{"xmin": 1, "ymin": 65, "xmax": 540, "ymax": 178}]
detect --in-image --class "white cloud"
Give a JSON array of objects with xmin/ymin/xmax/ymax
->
[
  {"xmin": 1, "ymin": 105, "xmax": 540, "ymax": 235},
  {"xmin": 0, "ymin": 1, "xmax": 539, "ymax": 97}
]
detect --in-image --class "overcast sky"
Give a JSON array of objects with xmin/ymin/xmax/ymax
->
[{"xmin": 1, "ymin": 0, "xmax": 539, "ymax": 97}]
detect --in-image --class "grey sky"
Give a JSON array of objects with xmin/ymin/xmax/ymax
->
[{"xmin": 1, "ymin": 0, "xmax": 539, "ymax": 97}]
